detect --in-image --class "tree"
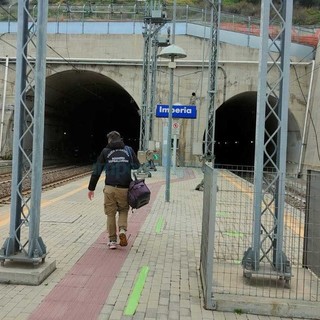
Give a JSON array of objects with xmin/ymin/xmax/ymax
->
[{"xmin": 299, "ymin": 0, "xmax": 320, "ymax": 8}]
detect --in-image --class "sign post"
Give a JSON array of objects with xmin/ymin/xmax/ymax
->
[
  {"xmin": 157, "ymin": 104, "xmax": 197, "ymax": 176},
  {"xmin": 172, "ymin": 121, "xmax": 180, "ymax": 173},
  {"xmin": 158, "ymin": 45, "xmax": 187, "ymax": 202}
]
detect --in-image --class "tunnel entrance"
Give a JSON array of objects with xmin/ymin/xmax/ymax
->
[
  {"xmin": 42, "ymin": 70, "xmax": 140, "ymax": 163},
  {"xmin": 214, "ymin": 91, "xmax": 301, "ymax": 171}
]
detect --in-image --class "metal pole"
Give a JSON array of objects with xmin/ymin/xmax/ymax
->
[
  {"xmin": 5, "ymin": 0, "xmax": 29, "ymax": 256},
  {"xmin": 139, "ymin": 20, "xmax": 150, "ymax": 151},
  {"xmin": 149, "ymin": 34, "xmax": 160, "ymax": 144},
  {"xmin": 242, "ymin": 0, "xmax": 293, "ymax": 280},
  {"xmin": 165, "ymin": 0, "xmax": 177, "ymax": 202},
  {"xmin": 172, "ymin": 133, "xmax": 177, "ymax": 174},
  {"xmin": 172, "ymin": 0, "xmax": 176, "ymax": 44},
  {"xmin": 0, "ymin": 56, "xmax": 9, "ymax": 154},
  {"xmin": 274, "ymin": 0, "xmax": 293, "ymax": 271},
  {"xmin": 297, "ymin": 59, "xmax": 315, "ymax": 177},
  {"xmin": 0, "ymin": 0, "xmax": 49, "ymax": 264},
  {"xmin": 165, "ymin": 57, "xmax": 174, "ymax": 202},
  {"xmin": 28, "ymin": 0, "xmax": 48, "ymax": 259},
  {"xmin": 251, "ymin": 0, "xmax": 270, "ymax": 269},
  {"xmin": 204, "ymin": 0, "xmax": 221, "ymax": 160}
]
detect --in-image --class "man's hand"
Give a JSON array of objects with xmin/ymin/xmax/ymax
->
[{"xmin": 88, "ymin": 190, "xmax": 94, "ymax": 201}]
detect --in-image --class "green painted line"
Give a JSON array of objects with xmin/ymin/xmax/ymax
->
[
  {"xmin": 124, "ymin": 266, "xmax": 149, "ymax": 316},
  {"xmin": 155, "ymin": 216, "xmax": 164, "ymax": 234},
  {"xmin": 217, "ymin": 211, "xmax": 229, "ymax": 217},
  {"xmin": 223, "ymin": 231, "xmax": 244, "ymax": 237}
]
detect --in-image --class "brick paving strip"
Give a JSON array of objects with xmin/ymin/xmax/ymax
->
[
  {"xmin": 27, "ymin": 181, "xmax": 161, "ymax": 320},
  {"xmin": 28, "ymin": 169, "xmax": 195, "ymax": 320}
]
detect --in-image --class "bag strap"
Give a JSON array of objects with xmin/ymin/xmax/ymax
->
[
  {"xmin": 125, "ymin": 147, "xmax": 138, "ymax": 181},
  {"xmin": 125, "ymin": 145, "xmax": 133, "ymax": 164}
]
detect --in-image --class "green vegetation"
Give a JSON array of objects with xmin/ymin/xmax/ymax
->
[
  {"xmin": 234, "ymin": 308, "xmax": 244, "ymax": 315},
  {"xmin": 2, "ymin": 0, "xmax": 319, "ymax": 25},
  {"xmin": 46, "ymin": 0, "xmax": 320, "ymax": 25},
  {"xmin": 219, "ymin": 0, "xmax": 320, "ymax": 25}
]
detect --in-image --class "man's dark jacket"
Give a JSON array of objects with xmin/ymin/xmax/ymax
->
[{"xmin": 88, "ymin": 140, "xmax": 140, "ymax": 191}]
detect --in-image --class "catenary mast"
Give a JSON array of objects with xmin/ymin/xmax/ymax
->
[{"xmin": 0, "ymin": 1, "xmax": 48, "ymax": 265}]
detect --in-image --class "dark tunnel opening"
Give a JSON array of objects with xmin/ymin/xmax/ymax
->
[
  {"xmin": 213, "ymin": 91, "xmax": 278, "ymax": 168},
  {"xmin": 42, "ymin": 70, "xmax": 140, "ymax": 164},
  {"xmin": 38, "ymin": 72, "xmax": 299, "ymax": 170}
]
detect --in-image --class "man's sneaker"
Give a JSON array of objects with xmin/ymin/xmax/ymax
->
[
  {"xmin": 119, "ymin": 229, "xmax": 128, "ymax": 247},
  {"xmin": 108, "ymin": 241, "xmax": 117, "ymax": 250}
]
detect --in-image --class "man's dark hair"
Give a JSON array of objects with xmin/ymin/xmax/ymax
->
[{"xmin": 107, "ymin": 131, "xmax": 121, "ymax": 143}]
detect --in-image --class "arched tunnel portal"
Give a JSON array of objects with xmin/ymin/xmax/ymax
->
[
  {"xmin": 213, "ymin": 91, "xmax": 301, "ymax": 171},
  {"xmin": 42, "ymin": 70, "xmax": 140, "ymax": 163},
  {"xmin": 37, "ymin": 71, "xmax": 301, "ymax": 170}
]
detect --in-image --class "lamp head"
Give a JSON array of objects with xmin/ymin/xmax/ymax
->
[{"xmin": 158, "ymin": 44, "xmax": 187, "ymax": 59}]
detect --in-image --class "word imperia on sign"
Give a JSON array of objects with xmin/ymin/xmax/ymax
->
[{"xmin": 155, "ymin": 104, "xmax": 197, "ymax": 119}]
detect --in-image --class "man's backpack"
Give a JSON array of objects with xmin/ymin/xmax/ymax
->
[{"xmin": 128, "ymin": 173, "xmax": 151, "ymax": 209}]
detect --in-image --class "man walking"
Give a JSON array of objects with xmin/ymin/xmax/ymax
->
[{"xmin": 88, "ymin": 131, "xmax": 140, "ymax": 249}]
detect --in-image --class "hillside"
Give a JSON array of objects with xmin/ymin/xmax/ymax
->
[
  {"xmin": 46, "ymin": 0, "xmax": 320, "ymax": 26},
  {"xmin": 2, "ymin": 0, "xmax": 319, "ymax": 26},
  {"xmin": 219, "ymin": 1, "xmax": 320, "ymax": 25}
]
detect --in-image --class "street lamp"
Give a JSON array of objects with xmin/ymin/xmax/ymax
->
[{"xmin": 158, "ymin": 44, "xmax": 187, "ymax": 202}]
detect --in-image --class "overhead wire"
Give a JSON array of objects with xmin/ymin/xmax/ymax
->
[
  {"xmin": 291, "ymin": 55, "xmax": 320, "ymax": 163},
  {"xmin": 1, "ymin": 3, "xmax": 320, "ymax": 86},
  {"xmin": 0, "ymin": 4, "xmax": 115, "ymax": 104},
  {"xmin": 1, "ymin": 4, "xmax": 320, "ymax": 103},
  {"xmin": 1, "ymin": 4, "xmax": 320, "ymax": 164}
]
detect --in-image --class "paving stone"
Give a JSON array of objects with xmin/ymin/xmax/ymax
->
[{"xmin": 0, "ymin": 169, "xmax": 313, "ymax": 320}]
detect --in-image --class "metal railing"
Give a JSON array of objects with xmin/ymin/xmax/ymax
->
[
  {"xmin": 0, "ymin": 4, "xmax": 318, "ymax": 46},
  {"xmin": 201, "ymin": 165, "xmax": 320, "ymax": 317}
]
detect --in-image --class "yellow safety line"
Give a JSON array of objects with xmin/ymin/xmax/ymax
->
[
  {"xmin": 40, "ymin": 183, "xmax": 87, "ymax": 208},
  {"xmin": 0, "ymin": 176, "xmax": 104, "ymax": 228},
  {"xmin": 0, "ymin": 216, "xmax": 10, "ymax": 227},
  {"xmin": 220, "ymin": 171, "xmax": 304, "ymax": 237}
]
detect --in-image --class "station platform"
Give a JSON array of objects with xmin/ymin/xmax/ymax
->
[
  {"xmin": 0, "ymin": 160, "xmax": 11, "ymax": 174},
  {"xmin": 0, "ymin": 167, "xmax": 304, "ymax": 320}
]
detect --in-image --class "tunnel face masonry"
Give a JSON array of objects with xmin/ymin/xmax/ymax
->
[
  {"xmin": 4, "ymin": 67, "xmax": 306, "ymax": 172},
  {"xmin": 0, "ymin": 33, "xmax": 312, "ymax": 171}
]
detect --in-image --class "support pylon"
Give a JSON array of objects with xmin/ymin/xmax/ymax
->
[
  {"xmin": 0, "ymin": 0, "xmax": 49, "ymax": 265},
  {"xmin": 242, "ymin": 0, "xmax": 293, "ymax": 286},
  {"xmin": 139, "ymin": 1, "xmax": 168, "ymax": 152}
]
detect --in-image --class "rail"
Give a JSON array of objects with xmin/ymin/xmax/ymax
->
[
  {"xmin": 0, "ymin": 4, "xmax": 318, "ymax": 47},
  {"xmin": 0, "ymin": 165, "xmax": 92, "ymax": 204}
]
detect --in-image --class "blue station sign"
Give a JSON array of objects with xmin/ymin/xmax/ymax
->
[{"xmin": 155, "ymin": 104, "xmax": 197, "ymax": 119}]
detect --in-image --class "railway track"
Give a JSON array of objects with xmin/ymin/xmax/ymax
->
[
  {"xmin": 232, "ymin": 170, "xmax": 307, "ymax": 211},
  {"xmin": 285, "ymin": 181, "xmax": 306, "ymax": 211},
  {"xmin": 0, "ymin": 165, "xmax": 93, "ymax": 205}
]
